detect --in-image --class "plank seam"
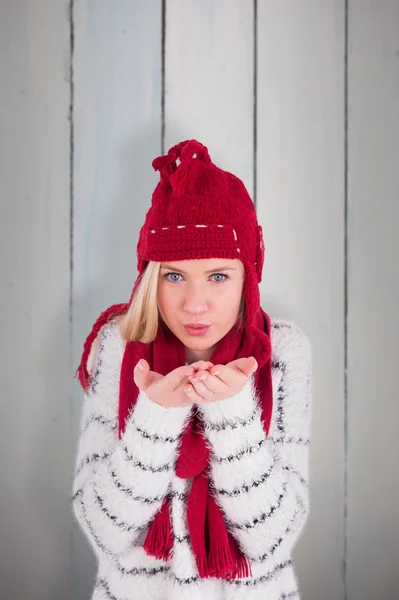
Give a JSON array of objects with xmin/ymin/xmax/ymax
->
[
  {"xmin": 344, "ymin": 1, "xmax": 349, "ymax": 599},
  {"xmin": 253, "ymin": 0, "xmax": 258, "ymax": 209}
]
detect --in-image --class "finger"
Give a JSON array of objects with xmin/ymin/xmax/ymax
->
[
  {"xmin": 188, "ymin": 360, "xmax": 213, "ymax": 371},
  {"xmin": 133, "ymin": 359, "xmax": 150, "ymax": 390},
  {"xmin": 184, "ymin": 382, "xmax": 204, "ymax": 404},
  {"xmin": 228, "ymin": 357, "xmax": 258, "ymax": 378},
  {"xmin": 208, "ymin": 363, "xmax": 247, "ymax": 388},
  {"xmin": 191, "ymin": 369, "xmax": 226, "ymax": 395},
  {"xmin": 188, "ymin": 373, "xmax": 216, "ymax": 400},
  {"xmin": 165, "ymin": 365, "xmax": 196, "ymax": 390}
]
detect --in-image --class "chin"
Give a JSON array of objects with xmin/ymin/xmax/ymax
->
[{"xmin": 184, "ymin": 332, "xmax": 225, "ymax": 350}]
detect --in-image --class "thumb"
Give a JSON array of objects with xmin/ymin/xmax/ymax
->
[
  {"xmin": 230, "ymin": 356, "xmax": 258, "ymax": 377},
  {"xmin": 133, "ymin": 359, "xmax": 150, "ymax": 390}
]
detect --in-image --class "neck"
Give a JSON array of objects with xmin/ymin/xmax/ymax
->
[{"xmin": 185, "ymin": 345, "xmax": 216, "ymax": 364}]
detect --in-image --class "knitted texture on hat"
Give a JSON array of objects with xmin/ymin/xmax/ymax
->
[
  {"xmin": 75, "ymin": 139, "xmax": 273, "ymax": 581},
  {"xmin": 137, "ymin": 140, "xmax": 265, "ymax": 292}
]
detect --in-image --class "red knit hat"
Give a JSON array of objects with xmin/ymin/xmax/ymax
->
[{"xmin": 137, "ymin": 139, "xmax": 265, "ymax": 326}]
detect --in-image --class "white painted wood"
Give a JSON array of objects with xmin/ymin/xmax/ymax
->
[
  {"xmin": 165, "ymin": 0, "xmax": 254, "ymax": 196},
  {"xmin": 71, "ymin": 1, "xmax": 162, "ymax": 598},
  {"xmin": 347, "ymin": 3, "xmax": 399, "ymax": 599},
  {"xmin": 0, "ymin": 1, "xmax": 70, "ymax": 599},
  {"xmin": 257, "ymin": 4, "xmax": 346, "ymax": 599}
]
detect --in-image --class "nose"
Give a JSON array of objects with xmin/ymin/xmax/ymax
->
[{"xmin": 183, "ymin": 283, "xmax": 208, "ymax": 315}]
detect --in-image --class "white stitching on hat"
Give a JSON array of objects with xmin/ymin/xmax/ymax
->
[
  {"xmin": 162, "ymin": 227, "xmax": 169, "ymax": 230},
  {"xmin": 195, "ymin": 225, "xmax": 207, "ymax": 228},
  {"xmin": 177, "ymin": 225, "xmax": 186, "ymax": 229},
  {"xmin": 217, "ymin": 225, "xmax": 223, "ymax": 228},
  {"xmin": 150, "ymin": 229, "xmax": 156, "ymax": 233}
]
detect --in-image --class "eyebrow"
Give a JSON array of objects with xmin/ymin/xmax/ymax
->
[{"xmin": 160, "ymin": 264, "xmax": 238, "ymax": 275}]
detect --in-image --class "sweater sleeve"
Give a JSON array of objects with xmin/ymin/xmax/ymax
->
[
  {"xmin": 197, "ymin": 321, "xmax": 312, "ymax": 563},
  {"xmin": 72, "ymin": 321, "xmax": 193, "ymax": 560}
]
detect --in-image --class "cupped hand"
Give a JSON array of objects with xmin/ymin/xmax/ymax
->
[
  {"xmin": 183, "ymin": 357, "xmax": 258, "ymax": 405},
  {"xmin": 133, "ymin": 359, "xmax": 213, "ymax": 408}
]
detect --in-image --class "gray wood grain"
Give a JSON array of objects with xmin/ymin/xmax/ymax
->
[
  {"xmin": 71, "ymin": 2, "xmax": 162, "ymax": 598},
  {"xmin": 0, "ymin": 1, "xmax": 71, "ymax": 599},
  {"xmin": 347, "ymin": 2, "xmax": 399, "ymax": 598},
  {"xmin": 164, "ymin": 0, "xmax": 255, "ymax": 195},
  {"xmin": 257, "ymin": 3, "xmax": 346, "ymax": 599}
]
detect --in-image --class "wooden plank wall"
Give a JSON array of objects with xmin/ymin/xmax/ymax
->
[
  {"xmin": 347, "ymin": 2, "xmax": 399, "ymax": 599},
  {"xmin": 71, "ymin": 2, "xmax": 162, "ymax": 597},
  {"xmin": 0, "ymin": 1, "xmax": 71, "ymax": 599},
  {"xmin": 0, "ymin": 2, "xmax": 398, "ymax": 599},
  {"xmin": 257, "ymin": 4, "xmax": 346, "ymax": 599}
]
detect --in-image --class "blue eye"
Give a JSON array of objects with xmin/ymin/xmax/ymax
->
[
  {"xmin": 211, "ymin": 273, "xmax": 228, "ymax": 283},
  {"xmin": 164, "ymin": 272, "xmax": 182, "ymax": 282}
]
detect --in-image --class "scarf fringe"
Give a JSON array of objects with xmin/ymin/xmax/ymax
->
[
  {"xmin": 197, "ymin": 556, "xmax": 209, "ymax": 579},
  {"xmin": 143, "ymin": 499, "xmax": 174, "ymax": 561},
  {"xmin": 208, "ymin": 544, "xmax": 235, "ymax": 578},
  {"xmin": 208, "ymin": 544, "xmax": 252, "ymax": 580},
  {"xmin": 230, "ymin": 554, "xmax": 253, "ymax": 580}
]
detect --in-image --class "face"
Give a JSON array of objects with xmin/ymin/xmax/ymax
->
[{"xmin": 157, "ymin": 258, "xmax": 245, "ymax": 363}]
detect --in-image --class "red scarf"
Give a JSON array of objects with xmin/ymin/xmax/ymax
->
[{"xmin": 118, "ymin": 307, "xmax": 273, "ymax": 580}]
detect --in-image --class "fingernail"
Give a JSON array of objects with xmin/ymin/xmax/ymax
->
[
  {"xmin": 213, "ymin": 370, "xmax": 220, "ymax": 376},
  {"xmin": 137, "ymin": 361, "xmax": 144, "ymax": 371},
  {"xmin": 199, "ymin": 375, "xmax": 207, "ymax": 381}
]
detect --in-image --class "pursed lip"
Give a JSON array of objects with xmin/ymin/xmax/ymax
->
[{"xmin": 183, "ymin": 323, "xmax": 212, "ymax": 329}]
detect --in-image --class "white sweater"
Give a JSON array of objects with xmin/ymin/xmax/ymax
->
[{"xmin": 72, "ymin": 318, "xmax": 312, "ymax": 600}]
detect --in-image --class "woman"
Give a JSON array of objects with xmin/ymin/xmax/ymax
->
[{"xmin": 73, "ymin": 139, "xmax": 312, "ymax": 600}]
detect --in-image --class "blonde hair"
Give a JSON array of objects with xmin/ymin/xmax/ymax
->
[
  {"xmin": 116, "ymin": 260, "xmax": 245, "ymax": 344},
  {"xmin": 117, "ymin": 262, "xmax": 161, "ymax": 343}
]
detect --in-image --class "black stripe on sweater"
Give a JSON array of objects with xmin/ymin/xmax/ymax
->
[
  {"xmin": 213, "ymin": 437, "xmax": 267, "ymax": 464},
  {"xmin": 270, "ymin": 436, "xmax": 309, "ymax": 445},
  {"xmin": 130, "ymin": 422, "xmax": 181, "ymax": 444},
  {"xmin": 94, "ymin": 578, "xmax": 124, "ymax": 600},
  {"xmin": 77, "ymin": 493, "xmax": 119, "ymax": 559},
  {"xmin": 109, "ymin": 468, "xmax": 165, "ymax": 505},
  {"xmin": 202, "ymin": 408, "xmax": 259, "ymax": 432},
  {"xmin": 109, "ymin": 544, "xmax": 295, "ymax": 589},
  {"xmin": 172, "ymin": 556, "xmax": 293, "ymax": 587},
  {"xmin": 122, "ymin": 443, "xmax": 172, "ymax": 473},
  {"xmin": 272, "ymin": 358, "xmax": 287, "ymax": 374},
  {"xmin": 214, "ymin": 462, "xmax": 275, "ymax": 497},
  {"xmin": 89, "ymin": 324, "xmax": 110, "ymax": 396},
  {"xmin": 276, "ymin": 382, "xmax": 286, "ymax": 437},
  {"xmin": 283, "ymin": 464, "xmax": 308, "ymax": 487},
  {"xmin": 81, "ymin": 414, "xmax": 118, "ymax": 435},
  {"xmin": 251, "ymin": 493, "xmax": 307, "ymax": 562},
  {"xmin": 92, "ymin": 486, "xmax": 149, "ymax": 533},
  {"xmin": 232, "ymin": 480, "xmax": 288, "ymax": 531},
  {"xmin": 74, "ymin": 452, "xmax": 110, "ymax": 479},
  {"xmin": 229, "ymin": 558, "xmax": 292, "ymax": 587}
]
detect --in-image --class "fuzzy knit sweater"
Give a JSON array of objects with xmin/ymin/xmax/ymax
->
[{"xmin": 72, "ymin": 317, "xmax": 312, "ymax": 600}]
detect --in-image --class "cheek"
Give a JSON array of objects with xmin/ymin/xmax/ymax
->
[
  {"xmin": 157, "ymin": 284, "xmax": 179, "ymax": 318},
  {"xmin": 215, "ymin": 285, "xmax": 242, "ymax": 317}
]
